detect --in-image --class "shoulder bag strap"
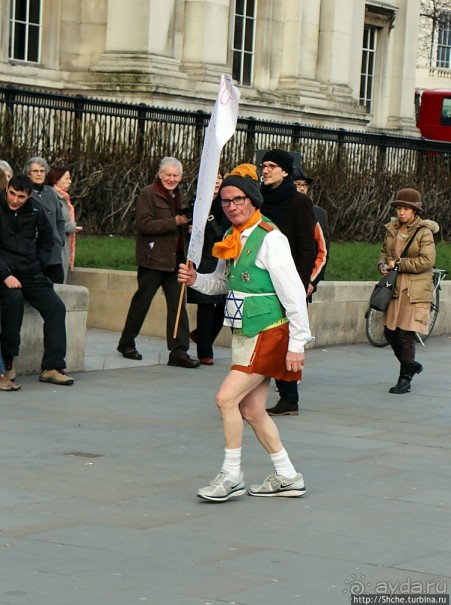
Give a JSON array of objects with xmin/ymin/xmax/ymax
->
[
  {"xmin": 399, "ymin": 227, "xmax": 423, "ymax": 260},
  {"xmin": 207, "ymin": 214, "xmax": 222, "ymax": 239}
]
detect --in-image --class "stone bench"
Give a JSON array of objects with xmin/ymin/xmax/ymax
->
[
  {"xmin": 69, "ymin": 268, "xmax": 451, "ymax": 347},
  {"xmin": 10, "ymin": 284, "xmax": 89, "ymax": 375}
]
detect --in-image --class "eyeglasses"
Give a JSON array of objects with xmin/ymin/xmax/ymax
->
[
  {"xmin": 295, "ymin": 181, "xmax": 309, "ymax": 190},
  {"xmin": 259, "ymin": 163, "xmax": 279, "ymax": 172},
  {"xmin": 220, "ymin": 196, "xmax": 247, "ymax": 207}
]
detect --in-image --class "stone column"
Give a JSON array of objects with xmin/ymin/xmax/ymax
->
[
  {"xmin": 316, "ymin": 0, "xmax": 359, "ymax": 87},
  {"xmin": 104, "ymin": 0, "xmax": 151, "ymax": 54},
  {"xmin": 95, "ymin": 0, "xmax": 179, "ymax": 72},
  {"xmin": 275, "ymin": 0, "xmax": 323, "ymax": 96},
  {"xmin": 181, "ymin": 0, "xmax": 229, "ymax": 79},
  {"xmin": 280, "ymin": 0, "xmax": 321, "ymax": 81},
  {"xmin": 386, "ymin": 0, "xmax": 421, "ymax": 133}
]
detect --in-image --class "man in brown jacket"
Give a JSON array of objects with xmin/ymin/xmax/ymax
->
[{"xmin": 117, "ymin": 157, "xmax": 200, "ymax": 368}]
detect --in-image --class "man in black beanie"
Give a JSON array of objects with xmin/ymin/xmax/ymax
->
[
  {"xmin": 178, "ymin": 173, "xmax": 312, "ymax": 501},
  {"xmin": 260, "ymin": 149, "xmax": 316, "ymax": 416}
]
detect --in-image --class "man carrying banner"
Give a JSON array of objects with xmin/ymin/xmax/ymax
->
[{"xmin": 178, "ymin": 173, "xmax": 313, "ymax": 501}]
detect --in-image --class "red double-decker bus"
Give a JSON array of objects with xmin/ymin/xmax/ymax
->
[{"xmin": 415, "ymin": 89, "xmax": 451, "ymax": 142}]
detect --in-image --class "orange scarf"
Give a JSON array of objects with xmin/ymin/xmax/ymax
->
[{"xmin": 212, "ymin": 210, "xmax": 262, "ymax": 259}]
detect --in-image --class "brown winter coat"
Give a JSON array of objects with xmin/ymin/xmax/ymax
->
[
  {"xmin": 378, "ymin": 215, "xmax": 439, "ymax": 303},
  {"xmin": 134, "ymin": 181, "xmax": 190, "ymax": 272}
]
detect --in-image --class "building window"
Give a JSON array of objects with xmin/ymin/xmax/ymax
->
[
  {"xmin": 9, "ymin": 0, "xmax": 41, "ymax": 63},
  {"xmin": 232, "ymin": 0, "xmax": 256, "ymax": 86},
  {"xmin": 436, "ymin": 12, "xmax": 451, "ymax": 68},
  {"xmin": 360, "ymin": 25, "xmax": 377, "ymax": 113}
]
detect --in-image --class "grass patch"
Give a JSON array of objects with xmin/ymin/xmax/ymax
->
[
  {"xmin": 76, "ymin": 235, "xmax": 136, "ymax": 271},
  {"xmin": 75, "ymin": 236, "xmax": 451, "ymax": 281}
]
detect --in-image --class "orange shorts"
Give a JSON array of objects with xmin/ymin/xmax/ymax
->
[{"xmin": 231, "ymin": 323, "xmax": 302, "ymax": 382}]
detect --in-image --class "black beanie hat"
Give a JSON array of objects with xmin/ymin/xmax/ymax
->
[
  {"xmin": 219, "ymin": 175, "xmax": 263, "ymax": 208},
  {"xmin": 262, "ymin": 149, "xmax": 294, "ymax": 174}
]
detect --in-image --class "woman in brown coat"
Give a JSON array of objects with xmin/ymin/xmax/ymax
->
[{"xmin": 378, "ymin": 188, "xmax": 439, "ymax": 394}]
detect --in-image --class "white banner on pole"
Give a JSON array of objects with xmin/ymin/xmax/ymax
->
[{"xmin": 187, "ymin": 74, "xmax": 240, "ymax": 268}]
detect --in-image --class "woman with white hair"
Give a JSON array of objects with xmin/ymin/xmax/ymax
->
[
  {"xmin": 0, "ymin": 160, "xmax": 13, "ymax": 183},
  {"xmin": 23, "ymin": 156, "xmax": 66, "ymax": 284}
]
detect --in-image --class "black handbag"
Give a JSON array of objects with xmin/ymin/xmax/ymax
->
[
  {"xmin": 369, "ymin": 267, "xmax": 399, "ymax": 312},
  {"xmin": 369, "ymin": 227, "xmax": 422, "ymax": 312}
]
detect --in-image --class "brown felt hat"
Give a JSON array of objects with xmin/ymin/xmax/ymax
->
[{"xmin": 390, "ymin": 188, "xmax": 424, "ymax": 215}]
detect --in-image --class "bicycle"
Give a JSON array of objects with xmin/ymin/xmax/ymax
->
[{"xmin": 365, "ymin": 268, "xmax": 448, "ymax": 347}]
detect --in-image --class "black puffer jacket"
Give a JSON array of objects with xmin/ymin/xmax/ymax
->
[
  {"xmin": 187, "ymin": 195, "xmax": 230, "ymax": 305},
  {"xmin": 0, "ymin": 190, "xmax": 54, "ymax": 281}
]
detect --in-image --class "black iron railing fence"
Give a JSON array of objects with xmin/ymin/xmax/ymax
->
[{"xmin": 0, "ymin": 84, "xmax": 450, "ymax": 240}]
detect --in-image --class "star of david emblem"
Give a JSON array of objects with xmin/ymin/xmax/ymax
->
[{"xmin": 224, "ymin": 291, "xmax": 244, "ymax": 328}]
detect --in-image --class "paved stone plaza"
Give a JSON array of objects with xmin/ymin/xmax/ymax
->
[{"xmin": 1, "ymin": 330, "xmax": 451, "ymax": 605}]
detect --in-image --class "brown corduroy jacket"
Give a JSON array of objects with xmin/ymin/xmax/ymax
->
[{"xmin": 134, "ymin": 181, "xmax": 190, "ymax": 272}]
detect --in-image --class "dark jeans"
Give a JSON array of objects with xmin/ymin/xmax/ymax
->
[
  {"xmin": 118, "ymin": 266, "xmax": 190, "ymax": 355},
  {"xmin": 275, "ymin": 293, "xmax": 309, "ymax": 403},
  {"xmin": 276, "ymin": 379, "xmax": 299, "ymax": 404},
  {"xmin": 44, "ymin": 263, "xmax": 65, "ymax": 284},
  {"xmin": 195, "ymin": 302, "xmax": 225, "ymax": 359},
  {"xmin": 0, "ymin": 274, "xmax": 67, "ymax": 370}
]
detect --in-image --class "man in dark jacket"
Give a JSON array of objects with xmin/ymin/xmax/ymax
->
[
  {"xmin": 117, "ymin": 157, "xmax": 200, "ymax": 368},
  {"xmin": 0, "ymin": 174, "xmax": 73, "ymax": 385},
  {"xmin": 260, "ymin": 149, "xmax": 316, "ymax": 415},
  {"xmin": 292, "ymin": 167, "xmax": 330, "ymax": 300}
]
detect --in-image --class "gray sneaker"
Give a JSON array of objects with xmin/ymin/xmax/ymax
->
[
  {"xmin": 248, "ymin": 472, "xmax": 306, "ymax": 497},
  {"xmin": 197, "ymin": 471, "xmax": 246, "ymax": 502}
]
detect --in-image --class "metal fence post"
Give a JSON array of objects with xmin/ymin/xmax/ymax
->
[
  {"xmin": 137, "ymin": 103, "xmax": 148, "ymax": 156},
  {"xmin": 245, "ymin": 116, "xmax": 256, "ymax": 160},
  {"xmin": 73, "ymin": 94, "xmax": 85, "ymax": 152},
  {"xmin": 292, "ymin": 122, "xmax": 301, "ymax": 152},
  {"xmin": 3, "ymin": 85, "xmax": 16, "ymax": 148},
  {"xmin": 194, "ymin": 110, "xmax": 207, "ymax": 160},
  {"xmin": 337, "ymin": 128, "xmax": 346, "ymax": 166},
  {"xmin": 377, "ymin": 133, "xmax": 387, "ymax": 170}
]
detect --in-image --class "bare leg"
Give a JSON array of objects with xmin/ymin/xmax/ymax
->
[
  {"xmin": 215, "ymin": 370, "xmax": 267, "ymax": 449},
  {"xmin": 240, "ymin": 378, "xmax": 284, "ymax": 454}
]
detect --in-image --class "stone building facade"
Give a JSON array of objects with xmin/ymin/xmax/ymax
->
[
  {"xmin": 0, "ymin": 0, "xmax": 446, "ymax": 134},
  {"xmin": 416, "ymin": 0, "xmax": 451, "ymax": 91}
]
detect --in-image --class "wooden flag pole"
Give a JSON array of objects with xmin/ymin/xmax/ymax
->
[{"xmin": 173, "ymin": 260, "xmax": 190, "ymax": 339}]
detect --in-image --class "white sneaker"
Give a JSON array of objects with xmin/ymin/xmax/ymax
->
[
  {"xmin": 248, "ymin": 472, "xmax": 306, "ymax": 497},
  {"xmin": 197, "ymin": 471, "xmax": 246, "ymax": 502}
]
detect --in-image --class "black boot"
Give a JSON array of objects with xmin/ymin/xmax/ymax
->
[
  {"xmin": 389, "ymin": 363, "xmax": 411, "ymax": 394},
  {"xmin": 406, "ymin": 361, "xmax": 423, "ymax": 380},
  {"xmin": 389, "ymin": 377, "xmax": 411, "ymax": 394},
  {"xmin": 266, "ymin": 399, "xmax": 299, "ymax": 416}
]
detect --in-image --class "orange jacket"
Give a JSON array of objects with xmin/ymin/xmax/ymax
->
[{"xmin": 310, "ymin": 204, "xmax": 330, "ymax": 290}]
